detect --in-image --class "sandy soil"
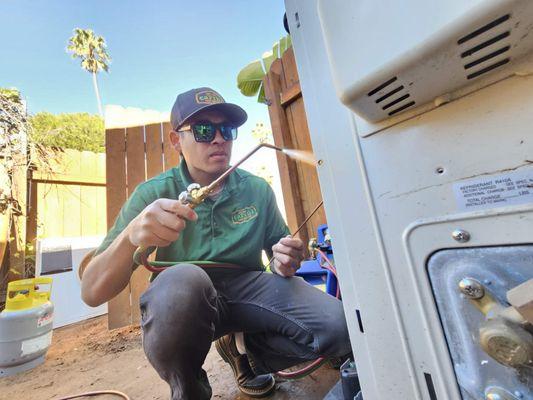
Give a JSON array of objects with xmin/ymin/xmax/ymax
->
[{"xmin": 3, "ymin": 315, "xmax": 339, "ymax": 400}]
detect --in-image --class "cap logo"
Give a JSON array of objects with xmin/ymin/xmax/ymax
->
[{"xmin": 195, "ymin": 91, "xmax": 223, "ymax": 105}]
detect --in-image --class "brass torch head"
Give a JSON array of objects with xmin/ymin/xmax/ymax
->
[{"xmin": 179, "ymin": 183, "xmax": 213, "ymax": 208}]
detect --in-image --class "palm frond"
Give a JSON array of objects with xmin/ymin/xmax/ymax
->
[{"xmin": 236, "ymin": 35, "xmax": 291, "ymax": 104}]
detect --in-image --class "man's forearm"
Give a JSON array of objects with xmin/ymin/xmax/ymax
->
[{"xmin": 81, "ymin": 226, "xmax": 138, "ymax": 307}]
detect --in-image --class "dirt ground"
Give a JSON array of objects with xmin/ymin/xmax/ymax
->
[{"xmin": 3, "ymin": 315, "xmax": 339, "ymax": 400}]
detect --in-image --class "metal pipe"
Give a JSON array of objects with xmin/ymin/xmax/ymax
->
[{"xmin": 205, "ymin": 143, "xmax": 283, "ymax": 192}]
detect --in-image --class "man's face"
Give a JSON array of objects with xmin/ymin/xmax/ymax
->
[{"xmin": 171, "ymin": 109, "xmax": 233, "ymax": 178}]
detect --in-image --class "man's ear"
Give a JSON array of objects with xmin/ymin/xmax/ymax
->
[{"xmin": 169, "ymin": 130, "xmax": 182, "ymax": 152}]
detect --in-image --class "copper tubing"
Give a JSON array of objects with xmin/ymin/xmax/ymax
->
[{"xmin": 205, "ymin": 143, "xmax": 283, "ymax": 192}]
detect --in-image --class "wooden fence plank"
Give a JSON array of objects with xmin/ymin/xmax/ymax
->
[
  {"xmin": 39, "ymin": 183, "xmax": 62, "ymax": 238},
  {"xmin": 261, "ymin": 47, "xmax": 327, "ymax": 248},
  {"xmin": 126, "ymin": 126, "xmax": 146, "ymax": 194},
  {"xmin": 96, "ymin": 187, "xmax": 107, "ymax": 236},
  {"xmin": 163, "ymin": 122, "xmax": 180, "ymax": 170},
  {"xmin": 80, "ymin": 185, "xmax": 99, "ymax": 236},
  {"xmin": 145, "ymin": 123, "xmax": 164, "ymax": 179},
  {"xmin": 105, "ymin": 128, "xmax": 131, "ymax": 329},
  {"xmin": 62, "ymin": 185, "xmax": 81, "ymax": 237},
  {"xmin": 280, "ymin": 48, "xmax": 300, "ymax": 89},
  {"xmin": 286, "ymin": 98, "xmax": 325, "ymax": 243},
  {"xmin": 125, "ymin": 126, "xmax": 150, "ymax": 325},
  {"xmin": 26, "ymin": 177, "xmax": 38, "ymax": 245},
  {"xmin": 280, "ymin": 82, "xmax": 302, "ymax": 106},
  {"xmin": 264, "ymin": 59, "xmax": 306, "ymax": 236}
]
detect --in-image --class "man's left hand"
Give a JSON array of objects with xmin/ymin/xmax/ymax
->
[{"xmin": 272, "ymin": 236, "xmax": 305, "ymax": 278}]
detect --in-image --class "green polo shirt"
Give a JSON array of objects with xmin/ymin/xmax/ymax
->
[{"xmin": 96, "ymin": 159, "xmax": 290, "ymax": 269}]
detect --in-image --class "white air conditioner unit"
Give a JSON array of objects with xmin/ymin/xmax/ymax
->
[
  {"xmin": 35, "ymin": 236, "xmax": 107, "ymax": 328},
  {"xmin": 318, "ymin": 0, "xmax": 533, "ymax": 136},
  {"xmin": 286, "ymin": 0, "xmax": 533, "ymax": 399}
]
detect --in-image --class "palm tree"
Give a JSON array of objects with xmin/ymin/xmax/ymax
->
[{"xmin": 67, "ymin": 28, "xmax": 111, "ymax": 117}]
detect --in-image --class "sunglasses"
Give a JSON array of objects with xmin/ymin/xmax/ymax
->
[{"xmin": 178, "ymin": 122, "xmax": 238, "ymax": 143}]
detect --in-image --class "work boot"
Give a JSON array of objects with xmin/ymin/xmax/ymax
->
[{"xmin": 215, "ymin": 334, "xmax": 276, "ymax": 398}]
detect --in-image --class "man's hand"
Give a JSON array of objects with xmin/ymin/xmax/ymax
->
[
  {"xmin": 127, "ymin": 198, "xmax": 198, "ymax": 247},
  {"xmin": 272, "ymin": 235, "xmax": 305, "ymax": 278}
]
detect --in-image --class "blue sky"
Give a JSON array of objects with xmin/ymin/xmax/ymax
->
[{"xmin": 1, "ymin": 0, "xmax": 286, "ymax": 139}]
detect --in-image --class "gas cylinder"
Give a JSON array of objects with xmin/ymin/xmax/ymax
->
[{"xmin": 0, "ymin": 277, "xmax": 54, "ymax": 377}]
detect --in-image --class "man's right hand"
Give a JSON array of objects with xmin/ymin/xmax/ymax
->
[{"xmin": 127, "ymin": 198, "xmax": 198, "ymax": 248}]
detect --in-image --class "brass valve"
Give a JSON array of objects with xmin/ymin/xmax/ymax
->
[
  {"xmin": 459, "ymin": 277, "xmax": 533, "ymax": 369},
  {"xmin": 308, "ymin": 238, "xmax": 318, "ymax": 259},
  {"xmin": 178, "ymin": 183, "xmax": 213, "ymax": 208}
]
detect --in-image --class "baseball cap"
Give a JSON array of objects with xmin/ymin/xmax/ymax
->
[{"xmin": 170, "ymin": 87, "xmax": 248, "ymax": 130}]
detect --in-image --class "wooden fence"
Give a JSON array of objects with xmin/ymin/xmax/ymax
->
[
  {"xmin": 27, "ymin": 149, "xmax": 107, "ymax": 242},
  {"xmin": 105, "ymin": 122, "xmax": 179, "ymax": 329},
  {"xmin": 264, "ymin": 48, "xmax": 326, "ymax": 247}
]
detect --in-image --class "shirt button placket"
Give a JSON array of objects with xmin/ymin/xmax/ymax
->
[{"xmin": 211, "ymin": 206, "xmax": 216, "ymax": 238}]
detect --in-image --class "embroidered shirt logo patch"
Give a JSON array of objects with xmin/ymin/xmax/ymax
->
[
  {"xmin": 195, "ymin": 91, "xmax": 224, "ymax": 104},
  {"xmin": 232, "ymin": 206, "xmax": 258, "ymax": 225}
]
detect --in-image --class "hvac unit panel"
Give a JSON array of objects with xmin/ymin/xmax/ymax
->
[
  {"xmin": 318, "ymin": 0, "xmax": 533, "ymax": 126},
  {"xmin": 286, "ymin": 0, "xmax": 533, "ymax": 398}
]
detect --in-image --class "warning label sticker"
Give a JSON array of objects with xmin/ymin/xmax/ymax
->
[
  {"xmin": 37, "ymin": 312, "xmax": 53, "ymax": 327},
  {"xmin": 454, "ymin": 169, "xmax": 533, "ymax": 211}
]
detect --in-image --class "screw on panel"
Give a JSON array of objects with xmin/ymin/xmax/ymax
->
[
  {"xmin": 452, "ymin": 229, "xmax": 471, "ymax": 243},
  {"xmin": 459, "ymin": 278, "xmax": 485, "ymax": 299},
  {"xmin": 295, "ymin": 12, "xmax": 300, "ymax": 28}
]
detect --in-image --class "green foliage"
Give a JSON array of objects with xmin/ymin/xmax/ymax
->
[
  {"xmin": 237, "ymin": 35, "xmax": 291, "ymax": 104},
  {"xmin": 0, "ymin": 88, "xmax": 21, "ymax": 104},
  {"xmin": 67, "ymin": 28, "xmax": 111, "ymax": 74},
  {"xmin": 29, "ymin": 112, "xmax": 105, "ymax": 152}
]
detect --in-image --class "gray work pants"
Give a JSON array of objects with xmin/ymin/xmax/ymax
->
[{"xmin": 139, "ymin": 264, "xmax": 351, "ymax": 400}]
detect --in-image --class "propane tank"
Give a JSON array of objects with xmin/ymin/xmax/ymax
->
[{"xmin": 0, "ymin": 277, "xmax": 54, "ymax": 377}]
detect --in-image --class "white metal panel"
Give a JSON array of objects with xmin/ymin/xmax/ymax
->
[
  {"xmin": 318, "ymin": 0, "xmax": 533, "ymax": 125},
  {"xmin": 36, "ymin": 236, "xmax": 106, "ymax": 328},
  {"xmin": 285, "ymin": 1, "xmax": 423, "ymax": 398},
  {"xmin": 286, "ymin": 0, "xmax": 533, "ymax": 399}
]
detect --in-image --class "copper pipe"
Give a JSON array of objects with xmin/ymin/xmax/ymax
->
[
  {"xmin": 266, "ymin": 200, "xmax": 324, "ymax": 269},
  {"xmin": 206, "ymin": 143, "xmax": 283, "ymax": 192}
]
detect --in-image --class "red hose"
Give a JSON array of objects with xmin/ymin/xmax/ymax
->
[
  {"xmin": 139, "ymin": 246, "xmax": 341, "ymax": 380},
  {"xmin": 316, "ymin": 249, "xmax": 339, "ymax": 298},
  {"xmin": 275, "ymin": 357, "xmax": 328, "ymax": 379}
]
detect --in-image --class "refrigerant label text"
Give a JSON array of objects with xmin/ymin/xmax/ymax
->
[{"xmin": 453, "ymin": 169, "xmax": 533, "ymax": 211}]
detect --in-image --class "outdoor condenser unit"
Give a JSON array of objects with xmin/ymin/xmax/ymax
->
[{"xmin": 285, "ymin": 0, "xmax": 533, "ymax": 399}]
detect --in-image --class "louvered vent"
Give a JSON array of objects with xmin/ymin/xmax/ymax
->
[
  {"xmin": 458, "ymin": 14, "xmax": 512, "ymax": 80},
  {"xmin": 367, "ymin": 77, "xmax": 416, "ymax": 116}
]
